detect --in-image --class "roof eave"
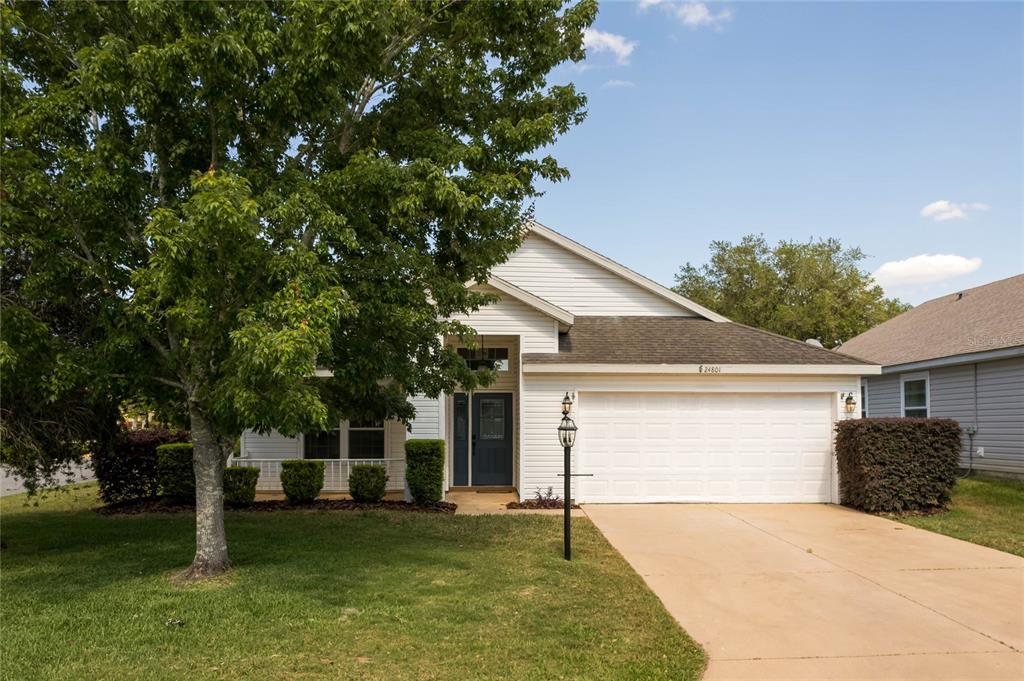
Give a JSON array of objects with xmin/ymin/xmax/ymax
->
[
  {"xmin": 879, "ymin": 345, "xmax": 1024, "ymax": 373},
  {"xmin": 467, "ymin": 275, "xmax": 575, "ymax": 329},
  {"xmin": 521, "ymin": 363, "xmax": 881, "ymax": 375}
]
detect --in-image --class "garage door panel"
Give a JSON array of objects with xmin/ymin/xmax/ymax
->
[{"xmin": 578, "ymin": 392, "xmax": 833, "ymax": 503}]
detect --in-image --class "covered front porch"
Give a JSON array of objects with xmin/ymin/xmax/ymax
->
[
  {"xmin": 444, "ymin": 333, "xmax": 521, "ymax": 494},
  {"xmin": 234, "ymin": 418, "xmax": 408, "ymax": 493}
]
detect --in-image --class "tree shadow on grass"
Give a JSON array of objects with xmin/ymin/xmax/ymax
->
[{"xmin": 1, "ymin": 507, "xmax": 562, "ymax": 609}]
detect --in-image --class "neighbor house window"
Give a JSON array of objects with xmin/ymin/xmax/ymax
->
[
  {"xmin": 901, "ymin": 373, "xmax": 929, "ymax": 417},
  {"xmin": 457, "ymin": 347, "xmax": 509, "ymax": 371},
  {"xmin": 348, "ymin": 420, "xmax": 385, "ymax": 459},
  {"xmin": 304, "ymin": 428, "xmax": 340, "ymax": 459}
]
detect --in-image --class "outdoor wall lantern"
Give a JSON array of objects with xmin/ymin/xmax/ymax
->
[
  {"xmin": 842, "ymin": 392, "xmax": 857, "ymax": 413},
  {"xmin": 558, "ymin": 392, "xmax": 578, "ymax": 560},
  {"xmin": 558, "ymin": 393, "xmax": 577, "ymax": 448}
]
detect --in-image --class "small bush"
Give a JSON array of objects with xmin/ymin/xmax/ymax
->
[
  {"xmin": 835, "ymin": 418, "xmax": 961, "ymax": 513},
  {"xmin": 224, "ymin": 467, "xmax": 260, "ymax": 506},
  {"xmin": 405, "ymin": 439, "xmax": 445, "ymax": 505},
  {"xmin": 93, "ymin": 429, "xmax": 189, "ymax": 504},
  {"xmin": 280, "ymin": 460, "xmax": 324, "ymax": 504},
  {"xmin": 348, "ymin": 464, "xmax": 388, "ymax": 503},
  {"xmin": 156, "ymin": 443, "xmax": 195, "ymax": 501}
]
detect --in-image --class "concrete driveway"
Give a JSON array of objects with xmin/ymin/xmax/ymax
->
[{"xmin": 585, "ymin": 504, "xmax": 1024, "ymax": 680}]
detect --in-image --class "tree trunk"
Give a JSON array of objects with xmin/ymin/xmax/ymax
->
[{"xmin": 180, "ymin": 408, "xmax": 231, "ymax": 580}]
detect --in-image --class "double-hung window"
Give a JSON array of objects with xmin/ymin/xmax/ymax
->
[
  {"xmin": 347, "ymin": 420, "xmax": 386, "ymax": 459},
  {"xmin": 303, "ymin": 428, "xmax": 341, "ymax": 459},
  {"xmin": 901, "ymin": 372, "xmax": 929, "ymax": 418}
]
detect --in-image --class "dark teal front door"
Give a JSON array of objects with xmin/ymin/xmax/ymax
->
[{"xmin": 471, "ymin": 393, "xmax": 513, "ymax": 486}]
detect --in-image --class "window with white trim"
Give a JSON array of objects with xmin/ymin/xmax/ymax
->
[
  {"xmin": 901, "ymin": 372, "xmax": 929, "ymax": 418},
  {"xmin": 347, "ymin": 420, "xmax": 385, "ymax": 459},
  {"xmin": 304, "ymin": 428, "xmax": 340, "ymax": 459}
]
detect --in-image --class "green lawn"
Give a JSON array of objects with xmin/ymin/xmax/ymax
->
[
  {"xmin": 892, "ymin": 476, "xmax": 1024, "ymax": 557},
  {"xmin": 0, "ymin": 485, "xmax": 705, "ymax": 680}
]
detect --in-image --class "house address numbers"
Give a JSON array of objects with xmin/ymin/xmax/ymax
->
[{"xmin": 698, "ymin": 365, "xmax": 722, "ymax": 374}]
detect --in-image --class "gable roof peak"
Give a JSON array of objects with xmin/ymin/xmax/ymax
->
[{"xmin": 524, "ymin": 220, "xmax": 730, "ymax": 323}]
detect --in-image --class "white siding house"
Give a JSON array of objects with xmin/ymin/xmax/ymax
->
[{"xmin": 239, "ymin": 220, "xmax": 880, "ymax": 501}]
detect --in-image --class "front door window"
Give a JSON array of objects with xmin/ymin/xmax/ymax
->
[{"xmin": 478, "ymin": 398, "xmax": 506, "ymax": 440}]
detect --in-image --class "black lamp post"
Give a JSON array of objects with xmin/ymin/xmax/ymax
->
[{"xmin": 558, "ymin": 392, "xmax": 578, "ymax": 560}]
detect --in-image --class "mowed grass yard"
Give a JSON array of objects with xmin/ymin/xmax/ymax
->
[
  {"xmin": 892, "ymin": 475, "xmax": 1024, "ymax": 557},
  {"xmin": 0, "ymin": 485, "xmax": 704, "ymax": 681}
]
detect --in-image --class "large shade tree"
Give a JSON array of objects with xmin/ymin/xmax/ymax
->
[
  {"xmin": 2, "ymin": 0, "xmax": 596, "ymax": 579},
  {"xmin": 674, "ymin": 235, "xmax": 911, "ymax": 348}
]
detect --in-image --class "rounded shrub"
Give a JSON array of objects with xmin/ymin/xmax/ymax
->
[
  {"xmin": 224, "ymin": 466, "xmax": 260, "ymax": 507},
  {"xmin": 405, "ymin": 439, "xmax": 445, "ymax": 505},
  {"xmin": 156, "ymin": 442, "xmax": 195, "ymax": 501},
  {"xmin": 280, "ymin": 460, "xmax": 324, "ymax": 504},
  {"xmin": 348, "ymin": 464, "xmax": 387, "ymax": 503}
]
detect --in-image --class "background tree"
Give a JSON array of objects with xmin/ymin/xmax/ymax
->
[
  {"xmin": 2, "ymin": 0, "xmax": 596, "ymax": 579},
  {"xmin": 673, "ymin": 235, "xmax": 910, "ymax": 348}
]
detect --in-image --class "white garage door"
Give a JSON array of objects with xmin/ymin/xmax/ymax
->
[{"xmin": 577, "ymin": 393, "xmax": 834, "ymax": 503}]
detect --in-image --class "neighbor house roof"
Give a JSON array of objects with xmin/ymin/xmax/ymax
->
[
  {"xmin": 838, "ymin": 274, "xmax": 1024, "ymax": 367},
  {"xmin": 521, "ymin": 316, "xmax": 870, "ymax": 366}
]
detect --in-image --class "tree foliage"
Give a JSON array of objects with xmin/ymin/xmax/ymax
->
[
  {"xmin": 2, "ymin": 0, "xmax": 595, "ymax": 575},
  {"xmin": 674, "ymin": 235, "xmax": 910, "ymax": 347}
]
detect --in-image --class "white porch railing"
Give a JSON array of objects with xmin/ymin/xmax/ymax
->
[{"xmin": 229, "ymin": 458, "xmax": 406, "ymax": 493}]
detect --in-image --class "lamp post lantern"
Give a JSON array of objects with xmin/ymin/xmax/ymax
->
[{"xmin": 558, "ymin": 392, "xmax": 578, "ymax": 560}]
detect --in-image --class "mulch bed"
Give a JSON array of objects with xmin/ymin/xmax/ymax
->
[
  {"xmin": 506, "ymin": 499, "xmax": 580, "ymax": 510},
  {"xmin": 97, "ymin": 498, "xmax": 457, "ymax": 515}
]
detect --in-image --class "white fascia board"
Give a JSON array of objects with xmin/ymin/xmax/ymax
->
[
  {"xmin": 483, "ymin": 275, "xmax": 575, "ymax": 328},
  {"xmin": 521, "ymin": 363, "xmax": 882, "ymax": 376},
  {"xmin": 526, "ymin": 220, "xmax": 731, "ymax": 323}
]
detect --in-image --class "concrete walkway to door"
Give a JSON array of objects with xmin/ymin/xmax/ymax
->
[{"xmin": 584, "ymin": 504, "xmax": 1024, "ymax": 680}]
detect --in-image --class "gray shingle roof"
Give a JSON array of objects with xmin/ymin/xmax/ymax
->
[
  {"xmin": 522, "ymin": 317, "xmax": 870, "ymax": 366},
  {"xmin": 837, "ymin": 274, "xmax": 1024, "ymax": 367}
]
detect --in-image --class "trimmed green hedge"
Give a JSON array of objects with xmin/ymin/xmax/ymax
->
[
  {"xmin": 835, "ymin": 418, "xmax": 961, "ymax": 513},
  {"xmin": 156, "ymin": 442, "xmax": 195, "ymax": 501},
  {"xmin": 280, "ymin": 460, "xmax": 324, "ymax": 504},
  {"xmin": 93, "ymin": 428, "xmax": 189, "ymax": 504},
  {"xmin": 348, "ymin": 464, "xmax": 387, "ymax": 503},
  {"xmin": 405, "ymin": 439, "xmax": 445, "ymax": 505},
  {"xmin": 224, "ymin": 466, "xmax": 260, "ymax": 506}
]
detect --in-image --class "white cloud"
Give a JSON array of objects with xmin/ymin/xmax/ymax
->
[
  {"xmin": 583, "ymin": 28, "xmax": 637, "ymax": 65},
  {"xmin": 872, "ymin": 254, "xmax": 982, "ymax": 288},
  {"xmin": 920, "ymin": 199, "xmax": 990, "ymax": 222},
  {"xmin": 641, "ymin": 1, "xmax": 733, "ymax": 29},
  {"xmin": 677, "ymin": 2, "xmax": 733, "ymax": 27},
  {"xmin": 602, "ymin": 79, "xmax": 636, "ymax": 88}
]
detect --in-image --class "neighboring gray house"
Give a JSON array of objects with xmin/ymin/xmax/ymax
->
[{"xmin": 839, "ymin": 274, "xmax": 1024, "ymax": 477}]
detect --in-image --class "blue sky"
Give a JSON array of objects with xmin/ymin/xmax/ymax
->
[{"xmin": 535, "ymin": 1, "xmax": 1022, "ymax": 304}]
